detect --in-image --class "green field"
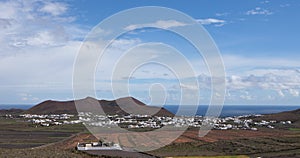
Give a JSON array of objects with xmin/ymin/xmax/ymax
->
[{"xmin": 289, "ymin": 128, "xmax": 300, "ymax": 131}]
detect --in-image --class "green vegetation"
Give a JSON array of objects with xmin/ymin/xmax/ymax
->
[{"xmin": 289, "ymin": 128, "xmax": 300, "ymax": 131}]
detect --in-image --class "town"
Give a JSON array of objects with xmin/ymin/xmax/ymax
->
[{"xmin": 8, "ymin": 112, "xmax": 293, "ymax": 131}]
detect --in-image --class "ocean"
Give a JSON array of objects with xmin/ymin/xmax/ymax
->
[
  {"xmin": 1, "ymin": 104, "xmax": 299, "ymax": 117},
  {"xmin": 163, "ymin": 105, "xmax": 300, "ymax": 117},
  {"xmin": 0, "ymin": 104, "xmax": 33, "ymax": 110}
]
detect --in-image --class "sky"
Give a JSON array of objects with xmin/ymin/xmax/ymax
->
[{"xmin": 0, "ymin": 0, "xmax": 300, "ymax": 105}]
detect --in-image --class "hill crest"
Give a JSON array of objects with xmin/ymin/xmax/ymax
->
[{"xmin": 24, "ymin": 97, "xmax": 174, "ymax": 117}]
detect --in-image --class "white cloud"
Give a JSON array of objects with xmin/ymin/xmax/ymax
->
[
  {"xmin": 0, "ymin": 1, "xmax": 18, "ymax": 19},
  {"xmin": 223, "ymin": 55, "xmax": 300, "ymax": 73},
  {"xmin": 280, "ymin": 4, "xmax": 290, "ymax": 8},
  {"xmin": 0, "ymin": 41, "xmax": 80, "ymax": 84},
  {"xmin": 0, "ymin": 18, "xmax": 14, "ymax": 29},
  {"xmin": 0, "ymin": 0, "xmax": 78, "ymax": 54},
  {"xmin": 277, "ymin": 90, "xmax": 285, "ymax": 97},
  {"xmin": 196, "ymin": 18, "xmax": 226, "ymax": 26},
  {"xmin": 289, "ymin": 89, "xmax": 299, "ymax": 97},
  {"xmin": 260, "ymin": 1, "xmax": 270, "ymax": 4},
  {"xmin": 246, "ymin": 7, "xmax": 273, "ymax": 15},
  {"xmin": 180, "ymin": 83, "xmax": 198, "ymax": 90},
  {"xmin": 216, "ymin": 12, "xmax": 230, "ymax": 17},
  {"xmin": 227, "ymin": 75, "xmax": 252, "ymax": 90},
  {"xmin": 26, "ymin": 29, "xmax": 68, "ymax": 46},
  {"xmin": 110, "ymin": 38, "xmax": 142, "ymax": 51},
  {"xmin": 192, "ymin": 66, "xmax": 300, "ymax": 103},
  {"xmin": 39, "ymin": 2, "xmax": 68, "ymax": 16},
  {"xmin": 240, "ymin": 93, "xmax": 253, "ymax": 100},
  {"xmin": 0, "ymin": 0, "xmax": 88, "ymax": 103},
  {"xmin": 124, "ymin": 20, "xmax": 188, "ymax": 30},
  {"xmin": 0, "ymin": 0, "xmax": 299, "ymax": 105},
  {"xmin": 226, "ymin": 68, "xmax": 300, "ymax": 99},
  {"xmin": 99, "ymin": 51, "xmax": 300, "ymax": 104},
  {"xmin": 18, "ymin": 93, "xmax": 40, "ymax": 102}
]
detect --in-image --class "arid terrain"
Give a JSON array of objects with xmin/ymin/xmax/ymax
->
[
  {"xmin": 1, "ymin": 123, "xmax": 299, "ymax": 158},
  {"xmin": 0, "ymin": 98, "xmax": 299, "ymax": 157}
]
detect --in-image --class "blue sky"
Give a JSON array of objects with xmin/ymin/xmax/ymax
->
[{"xmin": 0, "ymin": 0, "xmax": 300, "ymax": 105}]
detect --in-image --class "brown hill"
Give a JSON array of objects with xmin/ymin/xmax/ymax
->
[
  {"xmin": 255, "ymin": 108, "xmax": 300, "ymax": 122},
  {"xmin": 253, "ymin": 108, "xmax": 300, "ymax": 127},
  {"xmin": 0, "ymin": 108, "xmax": 24, "ymax": 115},
  {"xmin": 24, "ymin": 97, "xmax": 174, "ymax": 117}
]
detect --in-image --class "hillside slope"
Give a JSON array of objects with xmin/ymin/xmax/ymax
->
[{"xmin": 25, "ymin": 97, "xmax": 174, "ymax": 117}]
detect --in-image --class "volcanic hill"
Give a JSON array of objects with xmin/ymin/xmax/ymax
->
[{"xmin": 24, "ymin": 97, "xmax": 174, "ymax": 117}]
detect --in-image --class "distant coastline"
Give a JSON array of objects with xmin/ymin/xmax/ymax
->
[
  {"xmin": 1, "ymin": 104, "xmax": 300, "ymax": 117},
  {"xmin": 164, "ymin": 105, "xmax": 300, "ymax": 117},
  {"xmin": 0, "ymin": 104, "xmax": 33, "ymax": 110}
]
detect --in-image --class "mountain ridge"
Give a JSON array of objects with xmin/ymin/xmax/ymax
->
[{"xmin": 24, "ymin": 97, "xmax": 174, "ymax": 117}]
